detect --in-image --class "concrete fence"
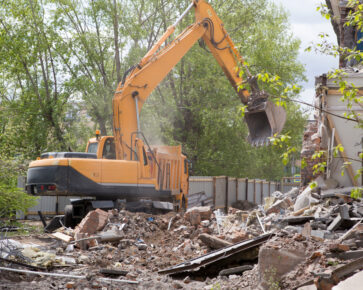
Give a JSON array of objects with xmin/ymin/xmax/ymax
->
[
  {"xmin": 188, "ymin": 176, "xmax": 285, "ymax": 210},
  {"xmin": 18, "ymin": 175, "xmax": 299, "ymax": 218}
]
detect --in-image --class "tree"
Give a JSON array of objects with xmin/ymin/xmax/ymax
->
[{"xmin": 0, "ymin": 0, "xmax": 75, "ymax": 158}]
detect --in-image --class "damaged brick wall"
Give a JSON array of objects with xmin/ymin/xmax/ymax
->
[
  {"xmin": 300, "ymin": 76, "xmax": 328, "ymax": 186},
  {"xmin": 300, "ymin": 120, "xmax": 321, "ymax": 186}
]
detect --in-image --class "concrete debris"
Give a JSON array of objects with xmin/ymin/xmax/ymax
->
[
  {"xmin": 259, "ymin": 241, "xmax": 308, "ymax": 289},
  {"xmin": 294, "ymin": 186, "xmax": 318, "ymax": 212},
  {"xmin": 265, "ymin": 196, "xmax": 293, "ymax": 214},
  {"xmin": 332, "ymin": 270, "xmax": 363, "ymax": 290},
  {"xmin": 184, "ymin": 206, "xmax": 212, "ymax": 221},
  {"xmin": 1, "ymin": 184, "xmax": 362, "ymax": 289},
  {"xmin": 74, "ymin": 208, "xmax": 109, "ymax": 236}
]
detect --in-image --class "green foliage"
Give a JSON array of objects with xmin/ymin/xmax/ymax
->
[
  {"xmin": 0, "ymin": 157, "xmax": 37, "ymax": 218},
  {"xmin": 351, "ymin": 187, "xmax": 362, "ymax": 199},
  {"xmin": 264, "ymin": 267, "xmax": 280, "ymax": 290},
  {"xmin": 270, "ymin": 133, "xmax": 297, "ymax": 166},
  {"xmin": 333, "ymin": 144, "xmax": 344, "ymax": 157},
  {"xmin": 305, "ymin": 0, "xmax": 363, "ymax": 187},
  {"xmin": 309, "ymin": 181, "xmax": 318, "ymax": 189},
  {"xmin": 0, "ymin": 184, "xmax": 38, "ymax": 218}
]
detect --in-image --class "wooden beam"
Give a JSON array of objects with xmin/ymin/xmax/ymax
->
[
  {"xmin": 327, "ymin": 89, "xmax": 363, "ymax": 95},
  {"xmin": 326, "ymin": 114, "xmax": 358, "ymax": 186}
]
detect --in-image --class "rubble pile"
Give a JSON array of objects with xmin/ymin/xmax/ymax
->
[{"xmin": 0, "ymin": 185, "xmax": 362, "ymax": 289}]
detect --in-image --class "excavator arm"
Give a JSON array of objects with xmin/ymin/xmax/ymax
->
[{"xmin": 113, "ymin": 0, "xmax": 286, "ymax": 160}]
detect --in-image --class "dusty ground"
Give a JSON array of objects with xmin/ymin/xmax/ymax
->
[
  {"xmin": 1, "ymin": 188, "xmax": 363, "ymax": 290},
  {"xmin": 0, "ymin": 211, "xmax": 260, "ymax": 289}
]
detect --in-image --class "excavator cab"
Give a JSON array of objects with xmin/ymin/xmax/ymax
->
[{"xmin": 244, "ymin": 100, "xmax": 286, "ymax": 147}]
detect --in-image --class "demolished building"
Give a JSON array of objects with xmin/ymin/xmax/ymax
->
[
  {"xmin": 1, "ymin": 1, "xmax": 362, "ymax": 290},
  {"xmin": 301, "ymin": 0, "xmax": 363, "ymax": 188}
]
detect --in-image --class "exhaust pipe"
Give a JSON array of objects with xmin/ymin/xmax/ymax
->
[{"xmin": 244, "ymin": 100, "xmax": 286, "ymax": 146}]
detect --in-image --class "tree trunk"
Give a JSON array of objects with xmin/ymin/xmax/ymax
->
[{"xmin": 113, "ymin": 0, "xmax": 121, "ymax": 84}]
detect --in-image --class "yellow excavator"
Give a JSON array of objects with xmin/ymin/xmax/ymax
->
[{"xmin": 26, "ymin": 0, "xmax": 286, "ymax": 226}]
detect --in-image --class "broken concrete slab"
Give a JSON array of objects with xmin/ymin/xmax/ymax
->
[
  {"xmin": 284, "ymin": 187, "xmax": 299, "ymax": 200},
  {"xmin": 189, "ymin": 211, "xmax": 201, "ymax": 226},
  {"xmin": 258, "ymin": 244, "xmax": 308, "ymax": 289},
  {"xmin": 332, "ymin": 270, "xmax": 363, "ymax": 290},
  {"xmin": 294, "ymin": 187, "xmax": 319, "ymax": 212},
  {"xmin": 339, "ymin": 205, "xmax": 350, "ymax": 220},
  {"xmin": 74, "ymin": 208, "xmax": 109, "ymax": 237},
  {"xmin": 311, "ymin": 230, "xmax": 325, "ymax": 240},
  {"xmin": 328, "ymin": 215, "xmax": 344, "ymax": 231},
  {"xmin": 266, "ymin": 197, "xmax": 293, "ymax": 215},
  {"xmin": 185, "ymin": 206, "xmax": 211, "ymax": 221}
]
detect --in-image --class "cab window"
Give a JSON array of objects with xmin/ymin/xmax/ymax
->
[
  {"xmin": 87, "ymin": 142, "xmax": 98, "ymax": 154},
  {"xmin": 102, "ymin": 138, "xmax": 116, "ymax": 159}
]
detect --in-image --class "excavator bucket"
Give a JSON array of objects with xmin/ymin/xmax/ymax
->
[{"xmin": 244, "ymin": 100, "xmax": 286, "ymax": 146}]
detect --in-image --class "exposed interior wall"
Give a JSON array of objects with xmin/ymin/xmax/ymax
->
[
  {"xmin": 301, "ymin": 73, "xmax": 362, "ymax": 187},
  {"xmin": 301, "ymin": 1, "xmax": 362, "ymax": 188}
]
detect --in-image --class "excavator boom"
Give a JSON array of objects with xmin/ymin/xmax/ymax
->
[{"xmin": 113, "ymin": 0, "xmax": 286, "ymax": 158}]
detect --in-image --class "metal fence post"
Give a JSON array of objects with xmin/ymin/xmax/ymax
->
[
  {"xmin": 236, "ymin": 178, "xmax": 238, "ymax": 201},
  {"xmin": 225, "ymin": 176, "xmax": 229, "ymax": 212},
  {"xmin": 213, "ymin": 176, "xmax": 216, "ymax": 208},
  {"xmin": 253, "ymin": 179, "xmax": 256, "ymax": 204},
  {"xmin": 245, "ymin": 178, "xmax": 248, "ymax": 201}
]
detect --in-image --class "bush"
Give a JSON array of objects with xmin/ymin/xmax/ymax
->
[
  {"xmin": 0, "ymin": 184, "xmax": 38, "ymax": 218},
  {"xmin": 0, "ymin": 157, "xmax": 37, "ymax": 219}
]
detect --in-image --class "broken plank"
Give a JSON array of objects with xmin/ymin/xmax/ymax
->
[
  {"xmin": 51, "ymin": 232, "xmax": 73, "ymax": 243},
  {"xmin": 0, "ymin": 266, "xmax": 138, "ymax": 284},
  {"xmin": 100, "ymin": 268, "xmax": 128, "ymax": 276},
  {"xmin": 198, "ymin": 233, "xmax": 232, "ymax": 249}
]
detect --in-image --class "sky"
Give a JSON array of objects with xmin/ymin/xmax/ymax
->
[{"xmin": 271, "ymin": 0, "xmax": 338, "ymax": 112}]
